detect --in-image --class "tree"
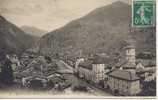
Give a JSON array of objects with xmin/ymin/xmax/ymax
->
[{"xmin": 0, "ymin": 56, "xmax": 14, "ymax": 84}]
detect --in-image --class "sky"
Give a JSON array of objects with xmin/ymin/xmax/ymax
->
[{"xmin": 0, "ymin": 0, "xmax": 130, "ymax": 34}]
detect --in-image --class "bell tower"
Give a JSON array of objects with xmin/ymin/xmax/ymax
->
[{"xmin": 125, "ymin": 43, "xmax": 136, "ymax": 66}]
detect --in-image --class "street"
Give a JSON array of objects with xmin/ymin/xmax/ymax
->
[{"xmin": 58, "ymin": 60, "xmax": 112, "ymax": 96}]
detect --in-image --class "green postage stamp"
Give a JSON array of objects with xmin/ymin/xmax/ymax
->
[{"xmin": 132, "ymin": 0, "xmax": 156, "ymax": 27}]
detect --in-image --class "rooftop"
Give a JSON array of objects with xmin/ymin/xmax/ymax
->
[
  {"xmin": 136, "ymin": 67, "xmax": 156, "ymax": 73},
  {"xmin": 136, "ymin": 59, "xmax": 156, "ymax": 67},
  {"xmin": 78, "ymin": 54, "xmax": 115, "ymax": 70},
  {"xmin": 92, "ymin": 54, "xmax": 114, "ymax": 64},
  {"xmin": 79, "ymin": 60, "xmax": 93, "ymax": 70},
  {"xmin": 124, "ymin": 45, "xmax": 135, "ymax": 49},
  {"xmin": 109, "ymin": 70, "xmax": 139, "ymax": 81}
]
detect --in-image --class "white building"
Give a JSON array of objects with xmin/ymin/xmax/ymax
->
[
  {"xmin": 124, "ymin": 45, "xmax": 136, "ymax": 66},
  {"xmin": 77, "ymin": 55, "xmax": 111, "ymax": 84},
  {"xmin": 105, "ymin": 41, "xmax": 142, "ymax": 95},
  {"xmin": 107, "ymin": 70, "xmax": 140, "ymax": 96}
]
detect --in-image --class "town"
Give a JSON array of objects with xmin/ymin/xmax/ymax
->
[{"xmin": 0, "ymin": 38, "xmax": 156, "ymax": 96}]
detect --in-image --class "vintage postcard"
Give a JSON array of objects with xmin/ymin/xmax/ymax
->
[{"xmin": 0, "ymin": 0, "xmax": 156, "ymax": 99}]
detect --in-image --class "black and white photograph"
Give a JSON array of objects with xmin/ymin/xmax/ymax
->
[{"xmin": 0, "ymin": 0, "xmax": 156, "ymax": 98}]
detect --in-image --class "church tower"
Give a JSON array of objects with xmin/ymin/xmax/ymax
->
[{"xmin": 125, "ymin": 43, "xmax": 136, "ymax": 66}]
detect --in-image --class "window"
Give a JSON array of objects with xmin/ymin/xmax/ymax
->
[
  {"xmin": 126, "ymin": 82, "xmax": 129, "ymax": 89},
  {"xmin": 122, "ymin": 81, "xmax": 124, "ymax": 88}
]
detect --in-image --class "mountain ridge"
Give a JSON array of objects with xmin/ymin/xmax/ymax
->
[
  {"xmin": 38, "ymin": 1, "xmax": 156, "ymax": 58},
  {"xmin": 21, "ymin": 25, "xmax": 47, "ymax": 37},
  {"xmin": 0, "ymin": 15, "xmax": 37, "ymax": 59}
]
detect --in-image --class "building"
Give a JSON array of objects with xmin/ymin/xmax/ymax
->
[
  {"xmin": 105, "ymin": 42, "xmax": 145, "ymax": 95},
  {"xmin": 107, "ymin": 70, "xmax": 140, "ymax": 96},
  {"xmin": 92, "ymin": 56, "xmax": 109, "ymax": 83},
  {"xmin": 22, "ymin": 76, "xmax": 48, "ymax": 88},
  {"xmin": 115, "ymin": 42, "xmax": 156, "ymax": 81},
  {"xmin": 118, "ymin": 42, "xmax": 137, "ymax": 71},
  {"xmin": 136, "ymin": 65, "xmax": 156, "ymax": 82},
  {"xmin": 113, "ymin": 42, "xmax": 141, "ymax": 72},
  {"xmin": 78, "ymin": 60, "xmax": 93, "ymax": 82},
  {"xmin": 75, "ymin": 57, "xmax": 85, "ymax": 70},
  {"xmin": 124, "ymin": 44, "xmax": 136, "ymax": 66},
  {"xmin": 77, "ymin": 55, "xmax": 112, "ymax": 84}
]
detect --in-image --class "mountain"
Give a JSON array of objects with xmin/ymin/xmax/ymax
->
[
  {"xmin": 21, "ymin": 26, "xmax": 47, "ymax": 37},
  {"xmin": 38, "ymin": 1, "xmax": 156, "ymax": 58},
  {"xmin": 0, "ymin": 15, "xmax": 36, "ymax": 59}
]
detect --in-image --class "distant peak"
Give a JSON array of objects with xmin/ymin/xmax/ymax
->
[{"xmin": 111, "ymin": 1, "xmax": 129, "ymax": 6}]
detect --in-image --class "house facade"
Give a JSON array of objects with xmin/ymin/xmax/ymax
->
[
  {"xmin": 78, "ymin": 57, "xmax": 106, "ymax": 83},
  {"xmin": 92, "ymin": 63, "xmax": 106, "ymax": 83},
  {"xmin": 107, "ymin": 70, "xmax": 140, "ymax": 96},
  {"xmin": 78, "ymin": 65, "xmax": 93, "ymax": 81}
]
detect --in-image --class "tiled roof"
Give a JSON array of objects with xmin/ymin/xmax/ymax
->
[
  {"xmin": 79, "ymin": 60, "xmax": 93, "ymax": 70},
  {"xmin": 79, "ymin": 54, "xmax": 115, "ymax": 69},
  {"xmin": 92, "ymin": 54, "xmax": 114, "ymax": 64},
  {"xmin": 124, "ymin": 45, "xmax": 135, "ymax": 49},
  {"xmin": 109, "ymin": 70, "xmax": 139, "ymax": 81},
  {"xmin": 93, "ymin": 58, "xmax": 106, "ymax": 64},
  {"xmin": 137, "ymin": 59, "xmax": 156, "ymax": 67}
]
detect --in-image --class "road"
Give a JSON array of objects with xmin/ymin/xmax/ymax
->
[
  {"xmin": 58, "ymin": 60, "xmax": 112, "ymax": 96},
  {"xmin": 70, "ymin": 75, "xmax": 112, "ymax": 96},
  {"xmin": 56, "ymin": 60, "xmax": 74, "ymax": 72}
]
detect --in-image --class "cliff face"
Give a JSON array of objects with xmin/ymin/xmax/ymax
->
[{"xmin": 38, "ymin": 1, "xmax": 156, "ymax": 57}]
